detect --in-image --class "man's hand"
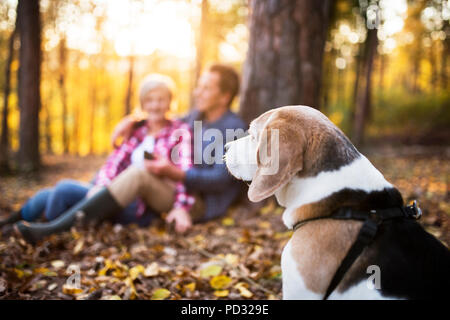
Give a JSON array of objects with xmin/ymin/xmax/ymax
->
[
  {"xmin": 111, "ymin": 115, "xmax": 139, "ymax": 148},
  {"xmin": 144, "ymin": 155, "xmax": 186, "ymax": 181},
  {"xmin": 166, "ymin": 208, "xmax": 192, "ymax": 233}
]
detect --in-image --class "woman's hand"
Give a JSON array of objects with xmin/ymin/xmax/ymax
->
[
  {"xmin": 111, "ymin": 115, "xmax": 138, "ymax": 148},
  {"xmin": 144, "ymin": 155, "xmax": 186, "ymax": 181},
  {"xmin": 166, "ymin": 208, "xmax": 192, "ymax": 233}
]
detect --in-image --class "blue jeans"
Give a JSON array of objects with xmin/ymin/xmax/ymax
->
[{"xmin": 21, "ymin": 179, "xmax": 156, "ymax": 227}]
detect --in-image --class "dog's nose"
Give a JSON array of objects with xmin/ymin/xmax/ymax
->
[{"xmin": 224, "ymin": 143, "xmax": 231, "ymax": 152}]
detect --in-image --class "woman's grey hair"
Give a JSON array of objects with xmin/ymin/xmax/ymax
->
[{"xmin": 138, "ymin": 73, "xmax": 176, "ymax": 103}]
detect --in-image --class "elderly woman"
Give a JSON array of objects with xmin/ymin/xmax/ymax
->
[{"xmin": 4, "ymin": 74, "xmax": 195, "ymax": 243}]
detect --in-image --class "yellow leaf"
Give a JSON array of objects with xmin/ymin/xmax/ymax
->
[
  {"xmin": 221, "ymin": 217, "xmax": 235, "ymax": 226},
  {"xmin": 13, "ymin": 268, "xmax": 24, "ymax": 279},
  {"xmin": 112, "ymin": 269, "xmax": 127, "ymax": 279},
  {"xmin": 151, "ymin": 288, "xmax": 171, "ymax": 300},
  {"xmin": 258, "ymin": 221, "xmax": 271, "ymax": 229},
  {"xmin": 33, "ymin": 267, "xmax": 50, "ymax": 274},
  {"xmin": 62, "ymin": 284, "xmax": 83, "ymax": 295},
  {"xmin": 120, "ymin": 252, "xmax": 131, "ymax": 260},
  {"xmin": 125, "ymin": 277, "xmax": 137, "ymax": 300},
  {"xmin": 274, "ymin": 231, "xmax": 293, "ymax": 239},
  {"xmin": 214, "ymin": 290, "xmax": 229, "ymax": 297},
  {"xmin": 210, "ymin": 275, "xmax": 232, "ymax": 290},
  {"xmin": 274, "ymin": 207, "xmax": 284, "ymax": 215},
  {"xmin": 129, "ymin": 265, "xmax": 145, "ymax": 280},
  {"xmin": 73, "ymin": 239, "xmax": 84, "ymax": 255},
  {"xmin": 199, "ymin": 264, "xmax": 223, "ymax": 278},
  {"xmin": 183, "ymin": 282, "xmax": 196, "ymax": 293},
  {"xmin": 193, "ymin": 234, "xmax": 205, "ymax": 243},
  {"xmin": 71, "ymin": 229, "xmax": 81, "ymax": 240},
  {"xmin": 260, "ymin": 202, "xmax": 275, "ymax": 215},
  {"xmin": 234, "ymin": 282, "xmax": 253, "ymax": 298}
]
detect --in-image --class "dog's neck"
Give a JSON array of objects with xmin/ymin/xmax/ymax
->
[{"xmin": 276, "ymin": 155, "xmax": 395, "ymax": 229}]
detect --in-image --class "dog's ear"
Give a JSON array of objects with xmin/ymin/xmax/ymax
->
[{"xmin": 248, "ymin": 117, "xmax": 305, "ymax": 202}]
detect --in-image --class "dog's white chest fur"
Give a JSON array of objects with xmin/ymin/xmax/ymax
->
[{"xmin": 277, "ymin": 155, "xmax": 392, "ymax": 229}]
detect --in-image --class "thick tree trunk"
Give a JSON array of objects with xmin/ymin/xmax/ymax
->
[
  {"xmin": 17, "ymin": 0, "xmax": 41, "ymax": 172},
  {"xmin": 352, "ymin": 28, "xmax": 378, "ymax": 146},
  {"xmin": 0, "ymin": 13, "xmax": 18, "ymax": 173},
  {"xmin": 239, "ymin": 0, "xmax": 332, "ymax": 124}
]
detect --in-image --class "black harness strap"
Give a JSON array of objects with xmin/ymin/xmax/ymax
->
[
  {"xmin": 322, "ymin": 215, "xmax": 378, "ymax": 300},
  {"xmin": 291, "ymin": 201, "xmax": 422, "ymax": 300}
]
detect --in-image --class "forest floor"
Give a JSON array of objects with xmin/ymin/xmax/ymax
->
[{"xmin": 0, "ymin": 145, "xmax": 449, "ymax": 300}]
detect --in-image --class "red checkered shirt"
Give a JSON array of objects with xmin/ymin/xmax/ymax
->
[{"xmin": 94, "ymin": 119, "xmax": 195, "ymax": 217}]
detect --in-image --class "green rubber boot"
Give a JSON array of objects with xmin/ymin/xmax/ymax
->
[{"xmin": 15, "ymin": 187, "xmax": 122, "ymax": 244}]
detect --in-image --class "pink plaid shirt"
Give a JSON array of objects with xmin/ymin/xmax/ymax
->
[{"xmin": 94, "ymin": 119, "xmax": 195, "ymax": 217}]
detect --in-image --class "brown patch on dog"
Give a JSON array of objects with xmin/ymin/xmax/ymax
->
[
  {"xmin": 287, "ymin": 187, "xmax": 402, "ymax": 295},
  {"xmin": 290, "ymin": 219, "xmax": 363, "ymax": 294},
  {"xmin": 248, "ymin": 115, "xmax": 306, "ymax": 202}
]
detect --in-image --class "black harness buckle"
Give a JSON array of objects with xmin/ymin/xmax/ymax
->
[{"xmin": 403, "ymin": 200, "xmax": 422, "ymax": 220}]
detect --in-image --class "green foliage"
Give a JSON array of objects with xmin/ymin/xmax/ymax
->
[{"xmin": 370, "ymin": 90, "xmax": 450, "ymax": 136}]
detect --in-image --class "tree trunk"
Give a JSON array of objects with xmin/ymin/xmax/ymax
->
[
  {"xmin": 195, "ymin": 0, "xmax": 209, "ymax": 83},
  {"xmin": 58, "ymin": 36, "xmax": 69, "ymax": 153},
  {"xmin": 72, "ymin": 52, "xmax": 81, "ymax": 155},
  {"xmin": 17, "ymin": 0, "xmax": 41, "ymax": 172},
  {"xmin": 239, "ymin": 0, "xmax": 332, "ymax": 124},
  {"xmin": 0, "ymin": 12, "xmax": 18, "ymax": 173},
  {"xmin": 89, "ymin": 57, "xmax": 97, "ymax": 155},
  {"xmin": 352, "ymin": 28, "xmax": 378, "ymax": 146},
  {"xmin": 124, "ymin": 55, "xmax": 134, "ymax": 116}
]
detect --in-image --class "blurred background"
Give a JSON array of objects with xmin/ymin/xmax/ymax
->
[{"xmin": 0, "ymin": 0, "xmax": 449, "ymax": 173}]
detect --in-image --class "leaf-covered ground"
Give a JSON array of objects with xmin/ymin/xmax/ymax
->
[{"xmin": 0, "ymin": 146, "xmax": 449, "ymax": 300}]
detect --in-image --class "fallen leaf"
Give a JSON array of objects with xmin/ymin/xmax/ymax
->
[
  {"xmin": 214, "ymin": 290, "xmax": 229, "ymax": 297},
  {"xmin": 224, "ymin": 254, "xmax": 239, "ymax": 266},
  {"xmin": 73, "ymin": 239, "xmax": 84, "ymax": 255},
  {"xmin": 62, "ymin": 284, "xmax": 83, "ymax": 295},
  {"xmin": 221, "ymin": 217, "xmax": 235, "ymax": 227},
  {"xmin": 234, "ymin": 282, "xmax": 253, "ymax": 298},
  {"xmin": 258, "ymin": 221, "xmax": 271, "ymax": 229},
  {"xmin": 199, "ymin": 264, "xmax": 223, "ymax": 278},
  {"xmin": 183, "ymin": 282, "xmax": 196, "ymax": 293},
  {"xmin": 144, "ymin": 262, "xmax": 160, "ymax": 277},
  {"xmin": 47, "ymin": 283, "xmax": 58, "ymax": 291},
  {"xmin": 129, "ymin": 265, "xmax": 145, "ymax": 280},
  {"xmin": 210, "ymin": 275, "xmax": 232, "ymax": 290},
  {"xmin": 51, "ymin": 260, "xmax": 65, "ymax": 270},
  {"xmin": 151, "ymin": 288, "xmax": 171, "ymax": 300}
]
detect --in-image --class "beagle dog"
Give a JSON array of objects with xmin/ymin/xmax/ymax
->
[{"xmin": 225, "ymin": 105, "xmax": 450, "ymax": 300}]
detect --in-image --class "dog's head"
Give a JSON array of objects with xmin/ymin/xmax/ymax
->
[{"xmin": 225, "ymin": 105, "xmax": 357, "ymax": 203}]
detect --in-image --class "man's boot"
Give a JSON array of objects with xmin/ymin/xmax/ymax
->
[
  {"xmin": 0, "ymin": 210, "xmax": 22, "ymax": 228},
  {"xmin": 15, "ymin": 187, "xmax": 122, "ymax": 244}
]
